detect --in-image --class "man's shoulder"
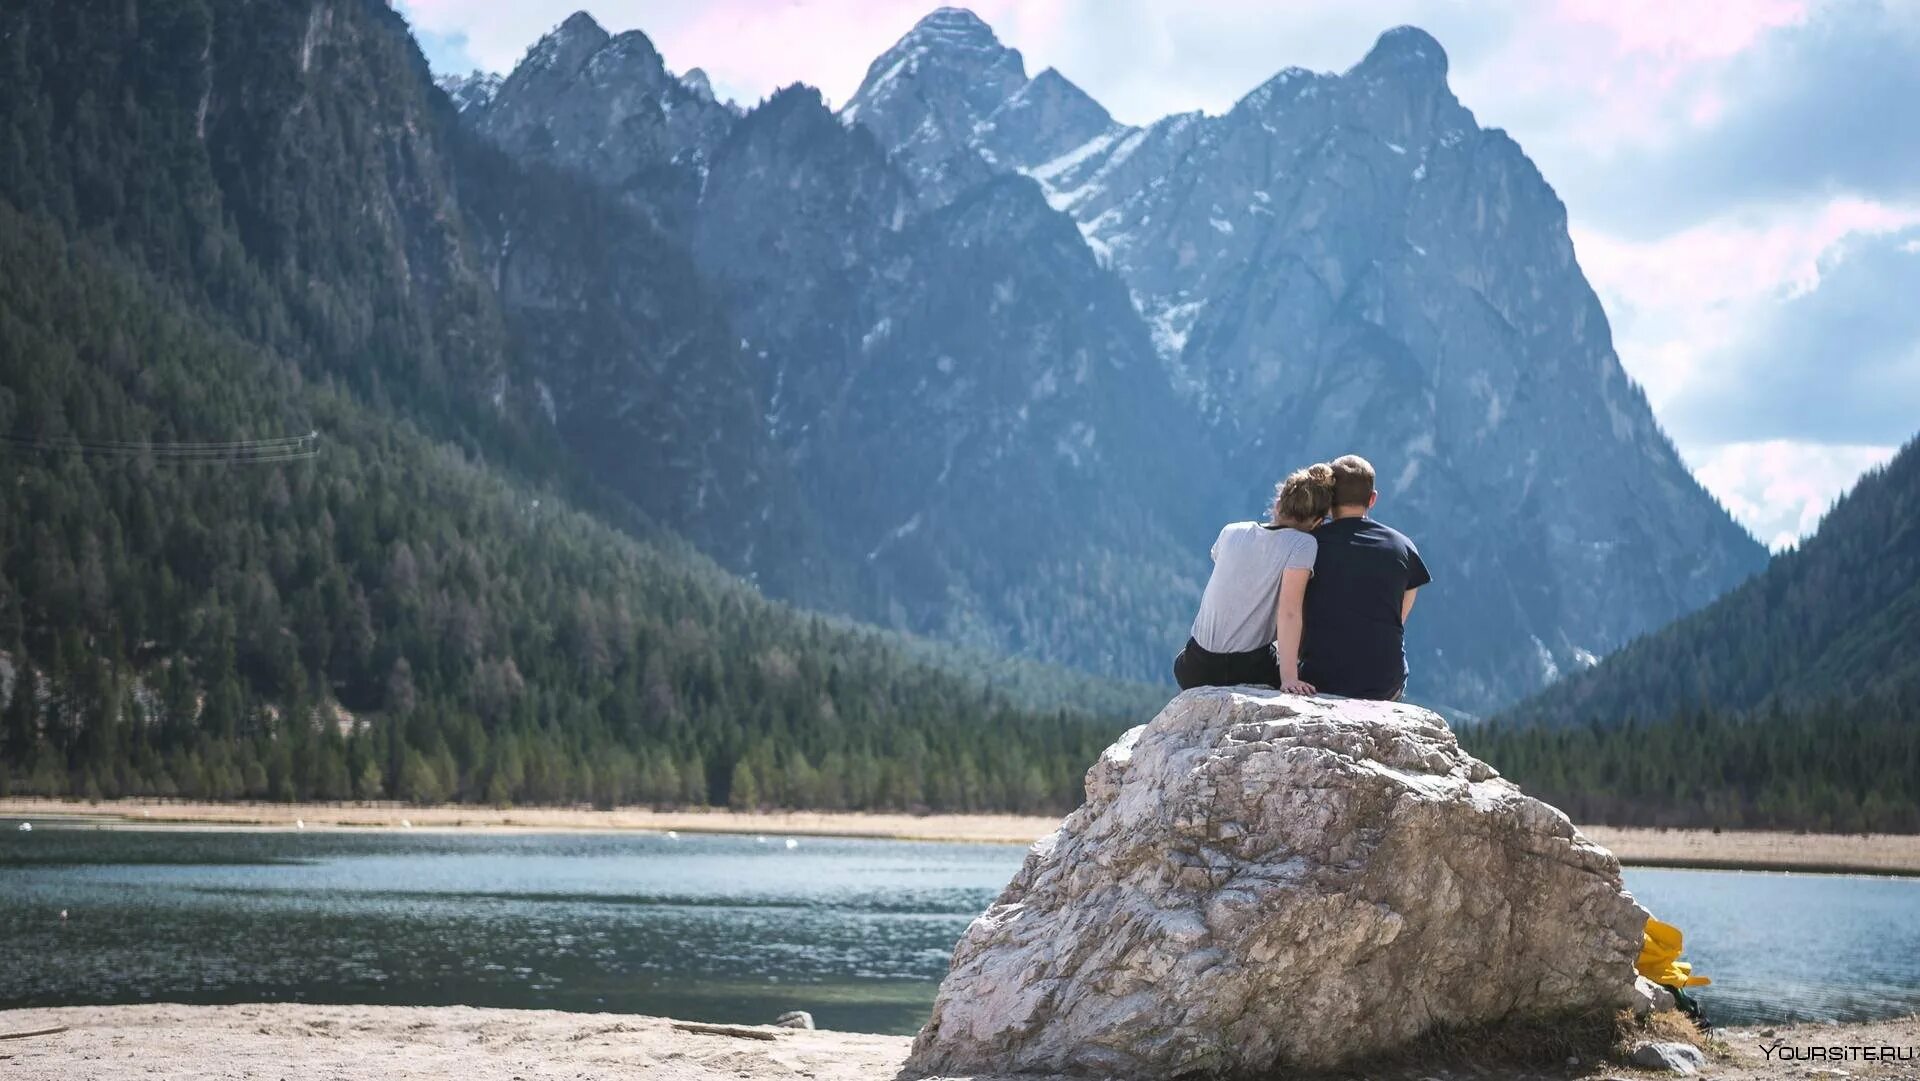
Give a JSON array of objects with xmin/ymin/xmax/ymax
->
[
  {"xmin": 1360, "ymin": 517, "xmax": 1420, "ymax": 550},
  {"xmin": 1318, "ymin": 518, "xmax": 1423, "ymax": 562}
]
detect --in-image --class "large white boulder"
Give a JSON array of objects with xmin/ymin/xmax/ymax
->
[{"xmin": 908, "ymin": 689, "xmax": 1649, "ymax": 1078}]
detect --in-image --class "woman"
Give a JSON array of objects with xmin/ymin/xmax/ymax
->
[{"xmin": 1173, "ymin": 463, "xmax": 1333, "ymax": 693}]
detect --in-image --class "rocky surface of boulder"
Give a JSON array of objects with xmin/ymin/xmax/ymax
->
[{"xmin": 908, "ymin": 689, "xmax": 1650, "ymax": 1078}]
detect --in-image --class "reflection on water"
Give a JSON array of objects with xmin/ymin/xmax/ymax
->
[
  {"xmin": 2, "ymin": 819, "xmax": 1916, "ymax": 1033},
  {"xmin": 1628, "ymin": 867, "xmax": 1920, "ymax": 1025}
]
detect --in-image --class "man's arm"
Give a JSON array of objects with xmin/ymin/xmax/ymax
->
[{"xmin": 1401, "ymin": 587, "xmax": 1419, "ymax": 625}]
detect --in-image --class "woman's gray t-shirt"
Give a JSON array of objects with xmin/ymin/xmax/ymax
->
[{"xmin": 1189, "ymin": 523, "xmax": 1318, "ymax": 654}]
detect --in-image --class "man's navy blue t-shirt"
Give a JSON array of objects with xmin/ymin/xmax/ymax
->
[{"xmin": 1299, "ymin": 516, "xmax": 1431, "ymax": 699}]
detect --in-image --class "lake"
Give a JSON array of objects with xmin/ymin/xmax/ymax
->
[{"xmin": 3, "ymin": 818, "xmax": 1918, "ymax": 1034}]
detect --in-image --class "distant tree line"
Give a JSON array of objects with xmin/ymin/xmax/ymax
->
[{"xmin": 1464, "ymin": 683, "xmax": 1920, "ymax": 833}]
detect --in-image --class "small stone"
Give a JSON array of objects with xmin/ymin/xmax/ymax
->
[
  {"xmin": 1624, "ymin": 975, "xmax": 1676, "ymax": 1017},
  {"xmin": 773, "ymin": 1011, "xmax": 814, "ymax": 1030},
  {"xmin": 1760, "ymin": 1028, "xmax": 1776, "ymax": 1037},
  {"xmin": 1628, "ymin": 1041, "xmax": 1707, "ymax": 1074}
]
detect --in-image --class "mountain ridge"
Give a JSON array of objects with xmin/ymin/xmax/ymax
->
[
  {"xmin": 1499, "ymin": 434, "xmax": 1920, "ymax": 728},
  {"xmin": 445, "ymin": 7, "xmax": 1760, "ymax": 711}
]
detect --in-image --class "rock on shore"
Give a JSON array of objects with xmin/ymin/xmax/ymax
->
[{"xmin": 907, "ymin": 689, "xmax": 1649, "ymax": 1078}]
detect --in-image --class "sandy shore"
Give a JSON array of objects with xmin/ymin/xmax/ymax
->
[
  {"xmin": 6, "ymin": 797, "xmax": 1920, "ymax": 875},
  {"xmin": 2, "ymin": 1003, "xmax": 1916, "ymax": 1081},
  {"xmin": 0, "ymin": 797, "xmax": 1054, "ymax": 844},
  {"xmin": 1580, "ymin": 826, "xmax": 1920, "ymax": 877}
]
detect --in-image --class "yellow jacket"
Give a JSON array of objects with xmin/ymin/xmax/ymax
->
[{"xmin": 1637, "ymin": 917, "xmax": 1711, "ymax": 988}]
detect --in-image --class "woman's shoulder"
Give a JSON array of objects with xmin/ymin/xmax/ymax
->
[{"xmin": 1248, "ymin": 523, "xmax": 1318, "ymax": 550}]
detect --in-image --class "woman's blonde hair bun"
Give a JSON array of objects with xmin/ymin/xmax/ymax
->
[{"xmin": 1272, "ymin": 462, "xmax": 1335, "ymax": 526}]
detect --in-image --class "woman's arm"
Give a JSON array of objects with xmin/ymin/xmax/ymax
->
[{"xmin": 1274, "ymin": 567, "xmax": 1314, "ymax": 694}]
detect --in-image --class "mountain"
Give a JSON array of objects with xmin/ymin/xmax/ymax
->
[
  {"xmin": 842, "ymin": 15, "xmax": 1765, "ymax": 709},
  {"xmin": 470, "ymin": 18, "xmax": 1221, "ymax": 678},
  {"xmin": 0, "ymin": 0, "xmax": 1142, "ymax": 808},
  {"xmin": 457, "ymin": 12, "xmax": 736, "ymax": 234},
  {"xmin": 435, "ymin": 70, "xmax": 501, "ymax": 114},
  {"xmin": 691, "ymin": 85, "xmax": 1216, "ymax": 674},
  {"xmin": 1461, "ymin": 436, "xmax": 1920, "ymax": 832},
  {"xmin": 839, "ymin": 7, "xmax": 1035, "ymax": 204},
  {"xmin": 457, "ymin": 8, "xmax": 1763, "ymax": 711},
  {"xmin": 1499, "ymin": 435, "xmax": 1920, "ymax": 728}
]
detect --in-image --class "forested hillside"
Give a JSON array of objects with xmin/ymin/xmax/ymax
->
[
  {"xmin": 1502, "ymin": 436, "xmax": 1920, "ymax": 727},
  {"xmin": 1466, "ymin": 691, "xmax": 1920, "ymax": 832},
  {"xmin": 0, "ymin": 0, "xmax": 1145, "ymax": 810},
  {"xmin": 1473, "ymin": 437, "xmax": 1920, "ymax": 832}
]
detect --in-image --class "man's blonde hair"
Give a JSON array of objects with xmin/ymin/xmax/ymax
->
[
  {"xmin": 1272, "ymin": 463, "xmax": 1335, "ymax": 527},
  {"xmin": 1330, "ymin": 454, "xmax": 1375, "ymax": 507}
]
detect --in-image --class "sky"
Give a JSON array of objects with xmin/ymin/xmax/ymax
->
[{"xmin": 396, "ymin": 0, "xmax": 1920, "ymax": 551}]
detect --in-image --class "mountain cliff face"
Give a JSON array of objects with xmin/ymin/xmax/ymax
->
[
  {"xmin": 456, "ymin": 12, "xmax": 736, "ymax": 234},
  {"xmin": 450, "ymin": 8, "xmax": 1763, "ymax": 711},
  {"xmin": 989, "ymin": 26, "xmax": 1765, "ymax": 706},
  {"xmin": 691, "ymin": 86, "xmax": 1213, "ymax": 672},
  {"xmin": 0, "ymin": 0, "xmax": 794, "ymax": 578},
  {"xmin": 1502, "ymin": 435, "xmax": 1920, "ymax": 728}
]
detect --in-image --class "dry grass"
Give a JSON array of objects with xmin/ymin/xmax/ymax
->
[{"xmin": 1290, "ymin": 1007, "xmax": 1705, "ymax": 1080}]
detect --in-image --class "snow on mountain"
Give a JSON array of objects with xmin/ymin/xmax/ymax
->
[{"xmin": 435, "ymin": 70, "xmax": 502, "ymax": 115}]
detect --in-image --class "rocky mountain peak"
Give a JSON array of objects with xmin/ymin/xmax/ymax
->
[
  {"xmin": 473, "ymin": 11, "xmax": 738, "ymax": 235},
  {"xmin": 1353, "ymin": 25, "xmax": 1449, "ymax": 81},
  {"xmin": 977, "ymin": 66, "xmax": 1118, "ymax": 169},
  {"xmin": 840, "ymin": 7, "xmax": 1033, "ymax": 203},
  {"xmin": 847, "ymin": 6, "xmax": 1026, "ymax": 109},
  {"xmin": 680, "ymin": 66, "xmax": 717, "ymax": 103},
  {"xmin": 732, "ymin": 84, "xmax": 846, "ymax": 148},
  {"xmin": 903, "ymin": 7, "xmax": 1005, "ymax": 51},
  {"xmin": 594, "ymin": 28, "xmax": 665, "ymax": 72},
  {"xmin": 525, "ymin": 11, "xmax": 611, "ymax": 75},
  {"xmin": 436, "ymin": 70, "xmax": 503, "ymax": 116},
  {"xmin": 558, "ymin": 10, "xmax": 604, "ymax": 37}
]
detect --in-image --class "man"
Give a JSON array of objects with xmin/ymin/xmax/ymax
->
[{"xmin": 1298, "ymin": 455, "xmax": 1431, "ymax": 700}]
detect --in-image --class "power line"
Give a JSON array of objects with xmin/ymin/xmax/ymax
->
[{"xmin": 0, "ymin": 430, "xmax": 321, "ymax": 463}]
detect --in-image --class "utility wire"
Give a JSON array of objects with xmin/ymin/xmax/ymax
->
[{"xmin": 0, "ymin": 430, "xmax": 321, "ymax": 463}]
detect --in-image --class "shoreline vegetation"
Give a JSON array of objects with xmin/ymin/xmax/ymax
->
[
  {"xmin": 6, "ymin": 798, "xmax": 1920, "ymax": 876},
  {"xmin": 0, "ymin": 1004, "xmax": 1916, "ymax": 1081}
]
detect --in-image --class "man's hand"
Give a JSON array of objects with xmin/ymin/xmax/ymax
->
[{"xmin": 1281, "ymin": 678, "xmax": 1316, "ymax": 695}]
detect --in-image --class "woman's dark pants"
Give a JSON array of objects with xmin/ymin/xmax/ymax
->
[{"xmin": 1172, "ymin": 637, "xmax": 1281, "ymax": 690}]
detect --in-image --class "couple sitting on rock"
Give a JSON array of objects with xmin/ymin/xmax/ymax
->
[{"xmin": 1174, "ymin": 454, "xmax": 1430, "ymax": 700}]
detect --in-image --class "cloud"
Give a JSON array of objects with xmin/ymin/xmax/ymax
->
[
  {"xmin": 1576, "ymin": 201, "xmax": 1920, "ymax": 448},
  {"xmin": 412, "ymin": 26, "xmax": 480, "ymax": 74},
  {"xmin": 1689, "ymin": 439, "xmax": 1896, "ymax": 549},
  {"xmin": 1675, "ymin": 230, "xmax": 1920, "ymax": 446},
  {"xmin": 1550, "ymin": 0, "xmax": 1920, "ymax": 234}
]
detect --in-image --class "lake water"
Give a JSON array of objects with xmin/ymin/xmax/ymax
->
[{"xmin": 3, "ymin": 818, "xmax": 1918, "ymax": 1035}]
